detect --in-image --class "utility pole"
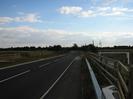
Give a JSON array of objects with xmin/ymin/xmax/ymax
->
[
  {"xmin": 92, "ymin": 40, "xmax": 95, "ymax": 46},
  {"xmin": 99, "ymin": 41, "xmax": 102, "ymax": 47}
]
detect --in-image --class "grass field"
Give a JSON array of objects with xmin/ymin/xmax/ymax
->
[{"xmin": 0, "ymin": 50, "xmax": 63, "ymax": 68}]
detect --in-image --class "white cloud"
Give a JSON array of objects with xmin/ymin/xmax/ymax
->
[
  {"xmin": 102, "ymin": 0, "xmax": 118, "ymax": 6},
  {"xmin": 58, "ymin": 6, "xmax": 95, "ymax": 17},
  {"xmin": 58, "ymin": 6, "xmax": 133, "ymax": 17},
  {"xmin": 0, "ymin": 13, "xmax": 42, "ymax": 24},
  {"xmin": 0, "ymin": 26, "xmax": 133, "ymax": 47},
  {"xmin": 99, "ymin": 7, "xmax": 133, "ymax": 16},
  {"xmin": 97, "ymin": 7, "xmax": 111, "ymax": 11},
  {"xmin": 112, "ymin": 7, "xmax": 128, "ymax": 12},
  {"xmin": 0, "ymin": 17, "xmax": 13, "ymax": 24},
  {"xmin": 80, "ymin": 10, "xmax": 95, "ymax": 17},
  {"xmin": 91, "ymin": 0, "xmax": 130, "ymax": 6},
  {"xmin": 59, "ymin": 6, "xmax": 82, "ymax": 15},
  {"xmin": 0, "ymin": 26, "xmax": 77, "ymax": 47},
  {"xmin": 99, "ymin": 10, "xmax": 124, "ymax": 16},
  {"xmin": 14, "ymin": 13, "xmax": 42, "ymax": 23}
]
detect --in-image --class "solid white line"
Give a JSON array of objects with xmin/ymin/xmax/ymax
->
[
  {"xmin": 0, "ymin": 70, "xmax": 30, "ymax": 83},
  {"xmin": 40, "ymin": 57, "xmax": 76, "ymax": 99},
  {"xmin": 0, "ymin": 54, "xmax": 65, "ymax": 70}
]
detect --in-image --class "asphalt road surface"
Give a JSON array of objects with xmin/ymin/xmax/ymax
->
[{"xmin": 0, "ymin": 51, "xmax": 82, "ymax": 99}]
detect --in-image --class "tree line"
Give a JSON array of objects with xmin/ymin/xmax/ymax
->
[
  {"xmin": 0, "ymin": 44, "xmax": 98, "ymax": 52},
  {"xmin": 0, "ymin": 44, "xmax": 132, "ymax": 52}
]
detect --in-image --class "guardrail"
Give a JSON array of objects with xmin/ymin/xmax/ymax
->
[
  {"xmin": 85, "ymin": 58, "xmax": 105, "ymax": 99},
  {"xmin": 88, "ymin": 52, "xmax": 129, "ymax": 99}
]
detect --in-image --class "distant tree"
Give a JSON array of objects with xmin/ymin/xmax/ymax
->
[
  {"xmin": 46, "ymin": 45, "xmax": 62, "ymax": 51},
  {"xmin": 88, "ymin": 44, "xmax": 98, "ymax": 52},
  {"xmin": 81, "ymin": 45, "xmax": 88, "ymax": 51},
  {"xmin": 72, "ymin": 43, "xmax": 78, "ymax": 50},
  {"xmin": 53, "ymin": 45, "xmax": 62, "ymax": 50},
  {"xmin": 114, "ymin": 45, "xmax": 131, "ymax": 49},
  {"xmin": 81, "ymin": 44, "xmax": 98, "ymax": 52}
]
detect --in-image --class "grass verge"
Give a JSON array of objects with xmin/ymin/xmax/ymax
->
[{"xmin": 0, "ymin": 50, "xmax": 64, "ymax": 68}]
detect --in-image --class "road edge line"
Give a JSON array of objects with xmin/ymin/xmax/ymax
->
[
  {"xmin": 40, "ymin": 57, "xmax": 76, "ymax": 99},
  {"xmin": 0, "ymin": 54, "xmax": 65, "ymax": 70}
]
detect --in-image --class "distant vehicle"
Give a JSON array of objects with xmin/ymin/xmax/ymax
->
[{"xmin": 102, "ymin": 85, "xmax": 120, "ymax": 99}]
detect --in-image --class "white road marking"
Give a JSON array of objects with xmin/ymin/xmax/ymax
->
[
  {"xmin": 53, "ymin": 58, "xmax": 61, "ymax": 62},
  {"xmin": 0, "ymin": 55, "xmax": 65, "ymax": 83},
  {"xmin": 39, "ymin": 62, "xmax": 52, "ymax": 68},
  {"xmin": 0, "ymin": 54, "xmax": 65, "ymax": 70},
  {"xmin": 39, "ymin": 58, "xmax": 63, "ymax": 68},
  {"xmin": 40, "ymin": 57, "xmax": 76, "ymax": 99},
  {"xmin": 0, "ymin": 70, "xmax": 30, "ymax": 83}
]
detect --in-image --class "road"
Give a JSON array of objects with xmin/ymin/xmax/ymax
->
[{"xmin": 0, "ymin": 51, "xmax": 81, "ymax": 99}]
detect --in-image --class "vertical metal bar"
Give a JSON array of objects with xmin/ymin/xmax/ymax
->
[
  {"xmin": 117, "ymin": 80, "xmax": 125, "ymax": 99},
  {"xmin": 127, "ymin": 52, "xmax": 130, "ymax": 65},
  {"xmin": 115, "ymin": 62, "xmax": 126, "ymax": 99},
  {"xmin": 118, "ymin": 71, "xmax": 128, "ymax": 94}
]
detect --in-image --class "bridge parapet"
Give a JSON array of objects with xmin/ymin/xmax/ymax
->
[{"xmin": 88, "ymin": 52, "xmax": 130, "ymax": 99}]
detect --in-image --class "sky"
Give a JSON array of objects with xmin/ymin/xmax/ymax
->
[{"xmin": 0, "ymin": 0, "xmax": 133, "ymax": 48}]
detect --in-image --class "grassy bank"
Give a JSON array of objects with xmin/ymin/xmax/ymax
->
[{"xmin": 0, "ymin": 50, "xmax": 63, "ymax": 68}]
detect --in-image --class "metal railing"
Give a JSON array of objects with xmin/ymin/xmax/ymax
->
[
  {"xmin": 85, "ymin": 58, "xmax": 105, "ymax": 99},
  {"xmin": 88, "ymin": 52, "xmax": 129, "ymax": 99}
]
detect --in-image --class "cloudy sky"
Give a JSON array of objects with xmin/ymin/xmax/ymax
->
[{"xmin": 0, "ymin": 0, "xmax": 133, "ymax": 48}]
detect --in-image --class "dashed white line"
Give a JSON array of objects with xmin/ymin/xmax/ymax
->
[
  {"xmin": 40, "ymin": 57, "xmax": 76, "ymax": 99},
  {"xmin": 39, "ymin": 62, "xmax": 52, "ymax": 68},
  {"xmin": 39, "ymin": 58, "xmax": 63, "ymax": 68},
  {"xmin": 0, "ymin": 70, "xmax": 30, "ymax": 83}
]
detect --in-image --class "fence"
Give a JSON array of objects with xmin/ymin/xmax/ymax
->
[
  {"xmin": 85, "ymin": 58, "xmax": 105, "ymax": 99},
  {"xmin": 88, "ymin": 52, "xmax": 130, "ymax": 99}
]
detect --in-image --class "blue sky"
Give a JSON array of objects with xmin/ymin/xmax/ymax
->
[{"xmin": 0, "ymin": 0, "xmax": 133, "ymax": 47}]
